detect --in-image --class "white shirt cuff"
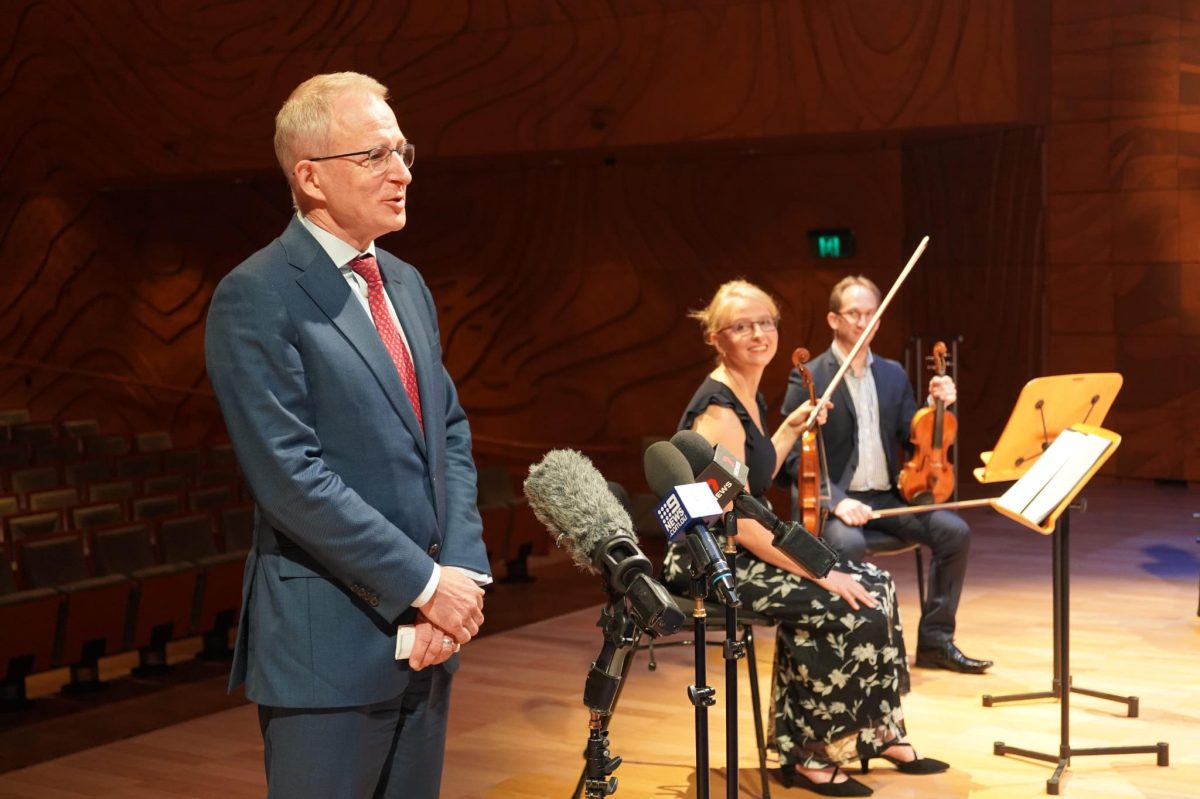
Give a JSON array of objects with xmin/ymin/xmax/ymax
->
[{"xmin": 410, "ymin": 563, "xmax": 440, "ymax": 608}]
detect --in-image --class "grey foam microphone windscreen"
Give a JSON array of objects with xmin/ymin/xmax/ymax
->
[{"xmin": 523, "ymin": 448, "xmax": 635, "ymax": 575}]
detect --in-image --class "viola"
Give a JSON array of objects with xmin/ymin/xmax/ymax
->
[
  {"xmin": 791, "ymin": 347, "xmax": 827, "ymax": 537},
  {"xmin": 898, "ymin": 341, "xmax": 957, "ymax": 505}
]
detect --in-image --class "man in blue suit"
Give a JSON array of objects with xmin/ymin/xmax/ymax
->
[
  {"xmin": 205, "ymin": 72, "xmax": 490, "ymax": 798},
  {"xmin": 781, "ymin": 275, "xmax": 991, "ymax": 674}
]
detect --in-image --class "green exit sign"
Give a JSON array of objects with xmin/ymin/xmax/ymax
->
[{"xmin": 808, "ymin": 229, "xmax": 855, "ymax": 259}]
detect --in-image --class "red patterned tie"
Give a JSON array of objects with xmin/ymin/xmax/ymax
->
[{"xmin": 350, "ymin": 255, "xmax": 424, "ymax": 432}]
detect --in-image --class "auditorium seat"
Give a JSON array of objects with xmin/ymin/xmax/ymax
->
[
  {"xmin": 116, "ymin": 452, "xmax": 162, "ymax": 479},
  {"xmin": 33, "ymin": 440, "xmax": 80, "ymax": 464},
  {"xmin": 0, "ymin": 408, "xmax": 31, "ymax": 426},
  {"xmin": 207, "ymin": 442, "xmax": 237, "ymax": 468},
  {"xmin": 157, "ymin": 512, "xmax": 245, "ymax": 659},
  {"xmin": 59, "ymin": 419, "xmax": 99, "ymax": 439},
  {"xmin": 0, "ymin": 442, "xmax": 31, "ymax": 472},
  {"xmin": 0, "ymin": 494, "xmax": 19, "ymax": 519},
  {"xmin": 4, "ymin": 510, "xmax": 64, "ymax": 547},
  {"xmin": 143, "ymin": 473, "xmax": 190, "ymax": 495},
  {"xmin": 85, "ymin": 479, "xmax": 138, "ymax": 505},
  {"xmin": 134, "ymin": 430, "xmax": 174, "ymax": 453},
  {"xmin": 188, "ymin": 483, "xmax": 236, "ymax": 512},
  {"xmin": 70, "ymin": 502, "xmax": 126, "ymax": 532},
  {"xmin": 162, "ymin": 448, "xmax": 204, "ymax": 475},
  {"xmin": 10, "ymin": 422, "xmax": 57, "ymax": 444},
  {"xmin": 10, "ymin": 465, "xmax": 60, "ymax": 505},
  {"xmin": 216, "ymin": 503, "xmax": 255, "ymax": 551},
  {"xmin": 195, "ymin": 466, "xmax": 240, "ymax": 487},
  {"xmin": 28, "ymin": 486, "xmax": 80, "ymax": 512},
  {"xmin": 90, "ymin": 522, "xmax": 200, "ymax": 673},
  {"xmin": 0, "ymin": 543, "xmax": 64, "ymax": 709},
  {"xmin": 64, "ymin": 459, "xmax": 113, "ymax": 486},
  {"xmin": 14, "ymin": 532, "xmax": 133, "ymax": 691},
  {"xmin": 131, "ymin": 493, "xmax": 182, "ymax": 521},
  {"xmin": 83, "ymin": 434, "xmax": 130, "ymax": 458}
]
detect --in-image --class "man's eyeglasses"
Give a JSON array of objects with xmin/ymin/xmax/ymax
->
[
  {"xmin": 719, "ymin": 317, "xmax": 779, "ymax": 337},
  {"xmin": 308, "ymin": 142, "xmax": 415, "ymax": 174},
  {"xmin": 835, "ymin": 309, "xmax": 876, "ymax": 324}
]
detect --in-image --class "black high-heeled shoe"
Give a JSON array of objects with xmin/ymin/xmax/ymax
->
[
  {"xmin": 860, "ymin": 741, "xmax": 949, "ymax": 775},
  {"xmin": 778, "ymin": 765, "xmax": 873, "ymax": 796}
]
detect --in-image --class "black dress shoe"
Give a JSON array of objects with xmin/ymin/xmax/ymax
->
[
  {"xmin": 861, "ymin": 742, "xmax": 950, "ymax": 775},
  {"xmin": 915, "ymin": 641, "xmax": 992, "ymax": 674},
  {"xmin": 778, "ymin": 765, "xmax": 873, "ymax": 796}
]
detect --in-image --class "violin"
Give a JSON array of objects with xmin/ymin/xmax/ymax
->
[
  {"xmin": 897, "ymin": 341, "xmax": 957, "ymax": 505},
  {"xmin": 791, "ymin": 347, "xmax": 827, "ymax": 537}
]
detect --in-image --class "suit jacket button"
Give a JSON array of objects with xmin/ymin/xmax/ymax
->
[
  {"xmin": 428, "ymin": 543, "xmax": 440, "ymax": 556},
  {"xmin": 370, "ymin": 596, "xmax": 379, "ymax": 607}
]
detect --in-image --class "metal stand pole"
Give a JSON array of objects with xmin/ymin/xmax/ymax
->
[{"xmin": 987, "ymin": 510, "xmax": 1169, "ymax": 794}]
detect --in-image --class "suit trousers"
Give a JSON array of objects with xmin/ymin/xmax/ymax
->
[
  {"xmin": 821, "ymin": 488, "xmax": 970, "ymax": 649},
  {"xmin": 258, "ymin": 667, "xmax": 451, "ymax": 799}
]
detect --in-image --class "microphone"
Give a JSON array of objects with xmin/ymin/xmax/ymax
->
[
  {"xmin": 643, "ymin": 441, "xmax": 740, "ymax": 607},
  {"xmin": 669, "ymin": 430, "xmax": 838, "ymax": 578},
  {"xmin": 523, "ymin": 449, "xmax": 684, "ymax": 636}
]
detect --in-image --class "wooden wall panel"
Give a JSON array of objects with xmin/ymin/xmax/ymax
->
[
  {"xmin": 3, "ymin": 0, "xmax": 1043, "ymax": 191},
  {"xmin": 1046, "ymin": 0, "xmax": 1199, "ymax": 481}
]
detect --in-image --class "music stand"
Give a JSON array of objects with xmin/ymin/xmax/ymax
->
[{"xmin": 974, "ymin": 374, "xmax": 1168, "ymax": 794}]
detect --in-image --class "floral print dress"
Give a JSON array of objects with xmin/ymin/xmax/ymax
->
[{"xmin": 667, "ymin": 379, "xmax": 909, "ymax": 770}]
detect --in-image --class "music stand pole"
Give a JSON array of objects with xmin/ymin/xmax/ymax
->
[
  {"xmin": 990, "ymin": 508, "xmax": 1169, "ymax": 794},
  {"xmin": 721, "ymin": 511, "xmax": 748, "ymax": 799}
]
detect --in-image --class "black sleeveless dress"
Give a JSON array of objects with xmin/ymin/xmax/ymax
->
[{"xmin": 664, "ymin": 377, "xmax": 909, "ymax": 771}]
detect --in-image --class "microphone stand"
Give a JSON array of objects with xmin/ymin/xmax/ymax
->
[
  {"xmin": 721, "ymin": 510, "xmax": 746, "ymax": 799},
  {"xmin": 571, "ymin": 594, "xmax": 641, "ymax": 798}
]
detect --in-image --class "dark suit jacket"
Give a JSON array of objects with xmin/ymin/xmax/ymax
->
[
  {"xmin": 780, "ymin": 346, "xmax": 919, "ymax": 508},
  {"xmin": 205, "ymin": 217, "xmax": 489, "ymax": 709}
]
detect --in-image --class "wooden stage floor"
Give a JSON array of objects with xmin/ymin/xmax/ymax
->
[{"xmin": 0, "ymin": 478, "xmax": 1196, "ymax": 798}]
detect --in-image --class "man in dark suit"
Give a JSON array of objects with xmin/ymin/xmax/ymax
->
[
  {"xmin": 781, "ymin": 275, "xmax": 991, "ymax": 674},
  {"xmin": 205, "ymin": 72, "xmax": 490, "ymax": 798}
]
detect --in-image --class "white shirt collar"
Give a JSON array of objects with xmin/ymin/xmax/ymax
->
[
  {"xmin": 298, "ymin": 212, "xmax": 376, "ymax": 269},
  {"xmin": 831, "ymin": 340, "xmax": 873, "ymax": 370}
]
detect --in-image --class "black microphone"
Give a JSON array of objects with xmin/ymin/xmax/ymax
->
[
  {"xmin": 669, "ymin": 430, "xmax": 838, "ymax": 578},
  {"xmin": 523, "ymin": 449, "xmax": 684, "ymax": 636},
  {"xmin": 643, "ymin": 441, "xmax": 740, "ymax": 607}
]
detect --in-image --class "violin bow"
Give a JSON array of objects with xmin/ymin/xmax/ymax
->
[{"xmin": 802, "ymin": 235, "xmax": 930, "ymax": 432}]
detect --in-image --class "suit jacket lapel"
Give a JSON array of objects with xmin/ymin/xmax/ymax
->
[
  {"xmin": 284, "ymin": 221, "xmax": 429, "ymax": 457},
  {"xmin": 821, "ymin": 352, "xmax": 856, "ymax": 424}
]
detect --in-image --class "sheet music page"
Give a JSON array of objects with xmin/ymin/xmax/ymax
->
[
  {"xmin": 996, "ymin": 429, "xmax": 1112, "ymax": 525},
  {"xmin": 995, "ymin": 432, "xmax": 1076, "ymax": 516}
]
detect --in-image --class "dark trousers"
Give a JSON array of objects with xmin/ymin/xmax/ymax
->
[
  {"xmin": 821, "ymin": 488, "xmax": 970, "ymax": 649},
  {"xmin": 258, "ymin": 667, "xmax": 451, "ymax": 799}
]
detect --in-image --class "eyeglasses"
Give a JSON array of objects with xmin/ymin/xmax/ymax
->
[
  {"xmin": 835, "ymin": 309, "xmax": 876, "ymax": 324},
  {"xmin": 308, "ymin": 142, "xmax": 415, "ymax": 174},
  {"xmin": 718, "ymin": 317, "xmax": 779, "ymax": 337}
]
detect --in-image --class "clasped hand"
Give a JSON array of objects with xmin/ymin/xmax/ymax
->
[{"xmin": 410, "ymin": 567, "xmax": 485, "ymax": 671}]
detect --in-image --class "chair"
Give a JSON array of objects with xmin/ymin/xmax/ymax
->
[
  {"xmin": 14, "ymin": 532, "xmax": 133, "ymax": 690},
  {"xmin": 64, "ymin": 459, "xmax": 114, "ymax": 486},
  {"xmin": 143, "ymin": 473, "xmax": 190, "ymax": 495},
  {"xmin": 157, "ymin": 511, "xmax": 245, "ymax": 659},
  {"xmin": 188, "ymin": 483, "xmax": 236, "ymax": 512},
  {"xmin": 28, "ymin": 487, "xmax": 80, "ymax": 512},
  {"xmin": 86, "ymin": 479, "xmax": 138, "ymax": 504},
  {"xmin": 131, "ymin": 493, "xmax": 182, "ymax": 521},
  {"xmin": 116, "ymin": 453, "xmax": 162, "ymax": 479},
  {"xmin": 33, "ymin": 440, "xmax": 80, "ymax": 464},
  {"xmin": 476, "ymin": 464, "xmax": 544, "ymax": 581},
  {"xmin": 0, "ymin": 442, "xmax": 31, "ymax": 472},
  {"xmin": 10, "ymin": 422, "xmax": 57, "ymax": 444},
  {"xmin": 4, "ymin": 510, "xmax": 64, "ymax": 546},
  {"xmin": 60, "ymin": 419, "xmax": 99, "ymax": 439},
  {"xmin": 10, "ymin": 465, "xmax": 60, "ymax": 503},
  {"xmin": 162, "ymin": 448, "xmax": 204, "ymax": 475},
  {"xmin": 0, "ymin": 494, "xmax": 19, "ymax": 519},
  {"xmin": 70, "ymin": 502, "xmax": 126, "ymax": 532},
  {"xmin": 0, "ymin": 543, "xmax": 63, "ymax": 709},
  {"xmin": 90, "ymin": 522, "xmax": 200, "ymax": 673},
  {"xmin": 207, "ymin": 442, "xmax": 238, "ymax": 468},
  {"xmin": 0, "ymin": 408, "xmax": 31, "ymax": 426},
  {"xmin": 216, "ymin": 503, "xmax": 255, "ymax": 552},
  {"xmin": 83, "ymin": 434, "xmax": 130, "ymax": 458},
  {"xmin": 134, "ymin": 430, "xmax": 173, "ymax": 453}
]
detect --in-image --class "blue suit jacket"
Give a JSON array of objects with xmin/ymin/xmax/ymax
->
[
  {"xmin": 204, "ymin": 217, "xmax": 489, "ymax": 708},
  {"xmin": 780, "ymin": 346, "xmax": 919, "ymax": 508}
]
